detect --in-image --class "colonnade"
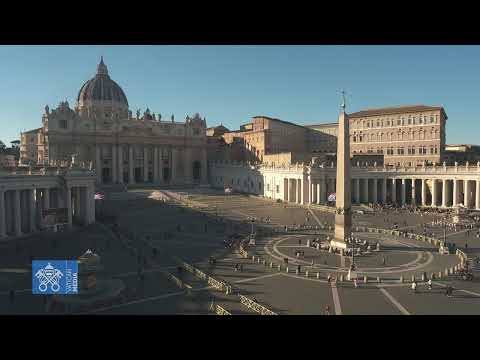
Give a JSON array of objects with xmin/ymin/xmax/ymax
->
[
  {"xmin": 0, "ymin": 181, "xmax": 95, "ymax": 239},
  {"xmin": 280, "ymin": 176, "xmax": 480, "ymax": 210}
]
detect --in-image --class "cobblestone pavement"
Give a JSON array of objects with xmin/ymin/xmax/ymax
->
[{"xmin": 2, "ymin": 187, "xmax": 480, "ymax": 315}]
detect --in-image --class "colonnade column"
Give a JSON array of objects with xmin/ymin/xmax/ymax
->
[
  {"xmin": 43, "ymin": 188, "xmax": 50, "ymax": 212},
  {"xmin": 355, "ymin": 179, "xmax": 360, "ymax": 204},
  {"xmin": 308, "ymin": 178, "xmax": 315, "ymax": 204},
  {"xmin": 382, "ymin": 178, "xmax": 387, "ymax": 204},
  {"xmin": 400, "ymin": 179, "xmax": 405, "ymax": 205},
  {"xmin": 464, "ymin": 180, "xmax": 470, "ymax": 208},
  {"xmin": 476, "ymin": 180, "xmax": 480, "ymax": 210},
  {"xmin": 296, "ymin": 179, "xmax": 303, "ymax": 204},
  {"xmin": 14, "ymin": 190, "xmax": 21, "ymax": 236},
  {"xmin": 29, "ymin": 189, "xmax": 36, "ymax": 232},
  {"xmin": 421, "ymin": 179, "xmax": 426, "ymax": 206},
  {"xmin": 118, "ymin": 145, "xmax": 123, "ymax": 184},
  {"xmin": 112, "ymin": 144, "xmax": 117, "ymax": 184},
  {"xmin": 128, "ymin": 145, "xmax": 134, "ymax": 184},
  {"xmin": 316, "ymin": 182, "xmax": 320, "ymax": 204},
  {"xmin": 411, "ymin": 179, "xmax": 416, "ymax": 205},
  {"xmin": 363, "ymin": 178, "xmax": 368, "ymax": 203},
  {"xmin": 442, "ymin": 179, "xmax": 447, "ymax": 208},
  {"xmin": 0, "ymin": 190, "xmax": 5, "ymax": 238},
  {"xmin": 372, "ymin": 179, "xmax": 378, "ymax": 203},
  {"xmin": 453, "ymin": 179, "xmax": 458, "ymax": 207},
  {"xmin": 391, "ymin": 179, "xmax": 396, "ymax": 203},
  {"xmin": 66, "ymin": 187, "xmax": 72, "ymax": 229},
  {"xmin": 143, "ymin": 147, "xmax": 149, "ymax": 182},
  {"xmin": 431, "ymin": 179, "xmax": 437, "ymax": 207}
]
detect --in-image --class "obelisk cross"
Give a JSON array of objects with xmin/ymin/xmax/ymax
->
[{"xmin": 340, "ymin": 90, "xmax": 346, "ymax": 111}]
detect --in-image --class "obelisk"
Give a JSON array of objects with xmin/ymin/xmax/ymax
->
[{"xmin": 331, "ymin": 92, "xmax": 352, "ymax": 249}]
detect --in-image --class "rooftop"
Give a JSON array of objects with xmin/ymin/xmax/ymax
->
[{"xmin": 348, "ymin": 105, "xmax": 445, "ymax": 118}]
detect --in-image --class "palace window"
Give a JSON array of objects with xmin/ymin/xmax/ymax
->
[{"xmin": 59, "ymin": 119, "xmax": 68, "ymax": 129}]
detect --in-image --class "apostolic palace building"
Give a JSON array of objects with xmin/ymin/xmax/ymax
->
[{"xmin": 1, "ymin": 58, "xmax": 480, "ymax": 240}]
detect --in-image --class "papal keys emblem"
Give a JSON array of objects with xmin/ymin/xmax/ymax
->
[{"xmin": 34, "ymin": 263, "xmax": 64, "ymax": 292}]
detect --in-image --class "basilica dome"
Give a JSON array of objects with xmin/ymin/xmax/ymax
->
[{"xmin": 76, "ymin": 57, "xmax": 129, "ymax": 114}]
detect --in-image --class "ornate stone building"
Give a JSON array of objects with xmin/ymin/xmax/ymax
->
[{"xmin": 20, "ymin": 58, "xmax": 208, "ymax": 185}]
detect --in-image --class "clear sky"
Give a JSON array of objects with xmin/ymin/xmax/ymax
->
[{"xmin": 1, "ymin": 45, "xmax": 479, "ymax": 146}]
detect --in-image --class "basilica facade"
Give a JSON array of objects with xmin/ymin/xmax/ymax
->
[{"xmin": 20, "ymin": 58, "xmax": 208, "ymax": 186}]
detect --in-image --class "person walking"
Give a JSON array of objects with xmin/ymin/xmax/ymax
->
[
  {"xmin": 354, "ymin": 278, "xmax": 358, "ymax": 289},
  {"xmin": 325, "ymin": 305, "xmax": 330, "ymax": 315},
  {"xmin": 428, "ymin": 279, "xmax": 432, "ymax": 290},
  {"xmin": 327, "ymin": 274, "xmax": 331, "ymax": 284},
  {"xmin": 412, "ymin": 281, "xmax": 417, "ymax": 294}
]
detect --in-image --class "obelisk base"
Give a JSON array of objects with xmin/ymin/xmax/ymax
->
[{"xmin": 330, "ymin": 213, "xmax": 352, "ymax": 250}]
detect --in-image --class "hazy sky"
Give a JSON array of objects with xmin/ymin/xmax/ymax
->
[{"xmin": 1, "ymin": 45, "xmax": 479, "ymax": 146}]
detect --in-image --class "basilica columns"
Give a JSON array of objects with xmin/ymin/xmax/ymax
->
[
  {"xmin": 95, "ymin": 145, "xmax": 102, "ymax": 184},
  {"xmin": 128, "ymin": 145, "xmax": 135, "ymax": 184},
  {"xmin": 112, "ymin": 144, "xmax": 117, "ymax": 183},
  {"xmin": 401, "ymin": 179, "xmax": 406, "ymax": 205},
  {"xmin": 372, "ymin": 178, "xmax": 378, "ymax": 203},
  {"xmin": 317, "ymin": 182, "xmax": 321, "ymax": 204},
  {"xmin": 382, "ymin": 178, "xmax": 387, "ymax": 203},
  {"xmin": 143, "ymin": 147, "xmax": 149, "ymax": 182},
  {"xmin": 171, "ymin": 148, "xmax": 177, "ymax": 183},
  {"xmin": 431, "ymin": 179, "xmax": 437, "ymax": 207},
  {"xmin": 118, "ymin": 145, "xmax": 123, "ymax": 184},
  {"xmin": 411, "ymin": 179, "xmax": 416, "ymax": 205},
  {"xmin": 153, "ymin": 147, "xmax": 158, "ymax": 183}
]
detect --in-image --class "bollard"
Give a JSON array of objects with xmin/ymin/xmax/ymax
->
[
  {"xmin": 316, "ymin": 243, "xmax": 320, "ymax": 250},
  {"xmin": 438, "ymin": 271, "xmax": 443, "ymax": 279},
  {"xmin": 329, "ymin": 246, "xmax": 332, "ymax": 253},
  {"xmin": 286, "ymin": 267, "xmax": 289, "ymax": 273},
  {"xmin": 257, "ymin": 258, "xmax": 261, "ymax": 264},
  {"xmin": 277, "ymin": 264, "xmax": 281, "ymax": 271},
  {"xmin": 252, "ymin": 255, "xmax": 255, "ymax": 261},
  {"xmin": 444, "ymin": 268, "xmax": 449, "ymax": 276},
  {"xmin": 269, "ymin": 262, "xmax": 273, "ymax": 268},
  {"xmin": 400, "ymin": 276, "xmax": 403, "ymax": 283},
  {"xmin": 263, "ymin": 260, "xmax": 266, "ymax": 266},
  {"xmin": 317, "ymin": 272, "xmax": 320, "ymax": 279},
  {"xmin": 305, "ymin": 271, "xmax": 309, "ymax": 277},
  {"xmin": 449, "ymin": 267, "xmax": 454, "ymax": 275},
  {"xmin": 364, "ymin": 275, "xmax": 368, "ymax": 283},
  {"xmin": 411, "ymin": 275, "xmax": 415, "ymax": 283},
  {"xmin": 377, "ymin": 276, "xmax": 381, "ymax": 283},
  {"xmin": 421, "ymin": 274, "xmax": 425, "ymax": 281},
  {"xmin": 307, "ymin": 240, "xmax": 310, "ymax": 247},
  {"xmin": 339, "ymin": 274, "xmax": 344, "ymax": 282},
  {"xmin": 296, "ymin": 269, "xmax": 299, "ymax": 275}
]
